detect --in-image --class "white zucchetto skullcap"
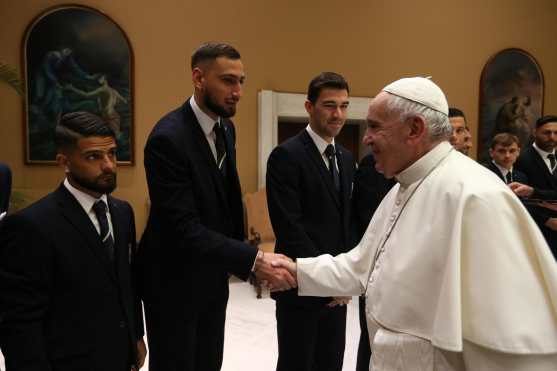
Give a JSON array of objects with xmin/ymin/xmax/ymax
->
[{"xmin": 382, "ymin": 77, "xmax": 448, "ymax": 116}]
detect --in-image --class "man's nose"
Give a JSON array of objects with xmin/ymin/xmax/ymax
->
[{"xmin": 102, "ymin": 155, "xmax": 116, "ymax": 172}]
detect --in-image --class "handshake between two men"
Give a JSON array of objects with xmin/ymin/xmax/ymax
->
[{"xmin": 251, "ymin": 253, "xmax": 351, "ymax": 307}]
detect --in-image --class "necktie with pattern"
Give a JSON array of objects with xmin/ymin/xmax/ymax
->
[
  {"xmin": 213, "ymin": 122, "xmax": 227, "ymax": 177},
  {"xmin": 92, "ymin": 200, "xmax": 114, "ymax": 261}
]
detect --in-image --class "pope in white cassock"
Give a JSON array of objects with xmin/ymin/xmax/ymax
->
[{"xmin": 273, "ymin": 77, "xmax": 557, "ymax": 370}]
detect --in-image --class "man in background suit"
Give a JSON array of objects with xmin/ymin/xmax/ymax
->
[
  {"xmin": 351, "ymin": 153, "xmax": 395, "ymax": 371},
  {"xmin": 138, "ymin": 43, "xmax": 295, "ymax": 371},
  {"xmin": 0, "ymin": 112, "xmax": 145, "ymax": 371},
  {"xmin": 266, "ymin": 72, "xmax": 356, "ymax": 371},
  {"xmin": 484, "ymin": 133, "xmax": 527, "ymax": 184},
  {"xmin": 512, "ymin": 115, "xmax": 557, "ymax": 256},
  {"xmin": 448, "ymin": 107, "xmax": 471, "ymax": 155},
  {"xmin": 0, "ymin": 162, "xmax": 11, "ymax": 219}
]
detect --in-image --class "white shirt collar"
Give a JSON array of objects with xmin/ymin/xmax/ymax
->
[
  {"xmin": 533, "ymin": 141, "xmax": 555, "ymax": 157},
  {"xmin": 492, "ymin": 160, "xmax": 511, "ymax": 176},
  {"xmin": 64, "ymin": 178, "xmax": 108, "ymax": 214},
  {"xmin": 190, "ymin": 96, "xmax": 219, "ymax": 136},
  {"xmin": 306, "ymin": 124, "xmax": 335, "ymax": 155},
  {"xmin": 395, "ymin": 141, "xmax": 453, "ymax": 187}
]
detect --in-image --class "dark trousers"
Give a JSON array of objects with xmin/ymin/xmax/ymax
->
[
  {"xmin": 356, "ymin": 296, "xmax": 371, "ymax": 371},
  {"xmin": 145, "ymin": 299, "xmax": 227, "ymax": 371},
  {"xmin": 275, "ymin": 300, "xmax": 346, "ymax": 371}
]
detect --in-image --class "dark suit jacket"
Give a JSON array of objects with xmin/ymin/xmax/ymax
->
[
  {"xmin": 483, "ymin": 161, "xmax": 528, "ymax": 184},
  {"xmin": 514, "ymin": 145, "xmax": 557, "ymax": 251},
  {"xmin": 352, "ymin": 154, "xmax": 396, "ymax": 242},
  {"xmin": 0, "ymin": 185, "xmax": 142, "ymax": 371},
  {"xmin": 138, "ymin": 100, "xmax": 257, "ymax": 311},
  {"xmin": 0, "ymin": 162, "xmax": 12, "ymax": 214},
  {"xmin": 266, "ymin": 130, "xmax": 356, "ymax": 306}
]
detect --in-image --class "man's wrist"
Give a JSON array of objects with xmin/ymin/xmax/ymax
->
[{"xmin": 251, "ymin": 249, "xmax": 264, "ymax": 273}]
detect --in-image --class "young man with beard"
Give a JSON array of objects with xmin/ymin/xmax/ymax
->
[
  {"xmin": 0, "ymin": 112, "xmax": 146, "ymax": 371},
  {"xmin": 266, "ymin": 72, "xmax": 356, "ymax": 371},
  {"xmin": 138, "ymin": 43, "xmax": 295, "ymax": 371}
]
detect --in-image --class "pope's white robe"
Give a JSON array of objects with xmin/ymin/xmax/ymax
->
[{"xmin": 297, "ymin": 142, "xmax": 557, "ymax": 370}]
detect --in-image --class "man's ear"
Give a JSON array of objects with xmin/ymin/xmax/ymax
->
[
  {"xmin": 56, "ymin": 152, "xmax": 70, "ymax": 173},
  {"xmin": 304, "ymin": 100, "xmax": 313, "ymax": 116},
  {"xmin": 192, "ymin": 67, "xmax": 204, "ymax": 90},
  {"xmin": 407, "ymin": 115, "xmax": 427, "ymax": 141}
]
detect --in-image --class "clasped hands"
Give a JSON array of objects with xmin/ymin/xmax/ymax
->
[{"xmin": 253, "ymin": 252, "xmax": 298, "ymax": 292}]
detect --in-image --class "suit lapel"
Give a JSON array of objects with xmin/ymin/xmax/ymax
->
[
  {"xmin": 489, "ymin": 162, "xmax": 505, "ymax": 182},
  {"xmin": 107, "ymin": 197, "xmax": 128, "ymax": 280},
  {"xmin": 54, "ymin": 185, "xmax": 116, "ymax": 282},
  {"xmin": 182, "ymin": 102, "xmax": 230, "ymax": 211},
  {"xmin": 530, "ymin": 147, "xmax": 557, "ymax": 186},
  {"xmin": 337, "ymin": 147, "xmax": 352, "ymax": 213},
  {"xmin": 300, "ymin": 131, "xmax": 341, "ymax": 208}
]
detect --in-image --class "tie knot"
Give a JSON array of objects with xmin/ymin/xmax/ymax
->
[
  {"xmin": 93, "ymin": 200, "xmax": 107, "ymax": 216},
  {"xmin": 324, "ymin": 144, "xmax": 336, "ymax": 158},
  {"xmin": 213, "ymin": 121, "xmax": 221, "ymax": 132},
  {"xmin": 548, "ymin": 153, "xmax": 555, "ymax": 160}
]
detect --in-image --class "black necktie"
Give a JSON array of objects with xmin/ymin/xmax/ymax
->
[
  {"xmin": 548, "ymin": 153, "xmax": 556, "ymax": 173},
  {"xmin": 324, "ymin": 144, "xmax": 340, "ymax": 192},
  {"xmin": 92, "ymin": 200, "xmax": 114, "ymax": 261},
  {"xmin": 213, "ymin": 122, "xmax": 227, "ymax": 177},
  {"xmin": 505, "ymin": 171, "xmax": 512, "ymax": 184}
]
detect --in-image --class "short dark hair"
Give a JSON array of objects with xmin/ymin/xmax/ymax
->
[
  {"xmin": 307, "ymin": 72, "xmax": 349, "ymax": 104},
  {"xmin": 490, "ymin": 132, "xmax": 520, "ymax": 149},
  {"xmin": 448, "ymin": 107, "xmax": 466, "ymax": 121},
  {"xmin": 55, "ymin": 111, "xmax": 115, "ymax": 150},
  {"xmin": 191, "ymin": 42, "xmax": 241, "ymax": 70},
  {"xmin": 535, "ymin": 115, "xmax": 557, "ymax": 128}
]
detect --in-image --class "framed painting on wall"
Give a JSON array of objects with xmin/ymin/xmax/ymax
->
[
  {"xmin": 478, "ymin": 48, "xmax": 543, "ymax": 162},
  {"xmin": 23, "ymin": 5, "xmax": 134, "ymax": 164}
]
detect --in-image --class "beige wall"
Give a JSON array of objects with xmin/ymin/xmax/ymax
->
[{"xmin": 2, "ymin": 0, "xmax": 557, "ymax": 236}]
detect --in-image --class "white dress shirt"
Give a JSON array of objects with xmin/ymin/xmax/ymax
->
[
  {"xmin": 492, "ymin": 161, "xmax": 513, "ymax": 182},
  {"xmin": 64, "ymin": 178, "xmax": 113, "ymax": 238},
  {"xmin": 190, "ymin": 96, "xmax": 220, "ymax": 163},
  {"xmin": 533, "ymin": 142, "xmax": 556, "ymax": 173},
  {"xmin": 306, "ymin": 125, "xmax": 339, "ymax": 172}
]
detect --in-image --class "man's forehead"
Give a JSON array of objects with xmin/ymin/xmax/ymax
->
[
  {"xmin": 77, "ymin": 136, "xmax": 117, "ymax": 151},
  {"xmin": 449, "ymin": 117, "xmax": 466, "ymax": 127},
  {"xmin": 209, "ymin": 57, "xmax": 244, "ymax": 74},
  {"xmin": 538, "ymin": 122, "xmax": 557, "ymax": 130},
  {"xmin": 318, "ymin": 88, "xmax": 349, "ymax": 102},
  {"xmin": 495, "ymin": 143, "xmax": 519, "ymax": 149},
  {"xmin": 367, "ymin": 93, "xmax": 390, "ymax": 119}
]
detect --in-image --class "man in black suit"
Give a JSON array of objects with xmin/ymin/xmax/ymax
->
[
  {"xmin": 512, "ymin": 115, "xmax": 557, "ymax": 255},
  {"xmin": 484, "ymin": 133, "xmax": 527, "ymax": 184},
  {"xmin": 449, "ymin": 107, "xmax": 471, "ymax": 156},
  {"xmin": 266, "ymin": 72, "xmax": 356, "ymax": 371},
  {"xmin": 0, "ymin": 112, "xmax": 145, "ymax": 371},
  {"xmin": 138, "ymin": 43, "xmax": 295, "ymax": 371},
  {"xmin": 351, "ymin": 153, "xmax": 395, "ymax": 371}
]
